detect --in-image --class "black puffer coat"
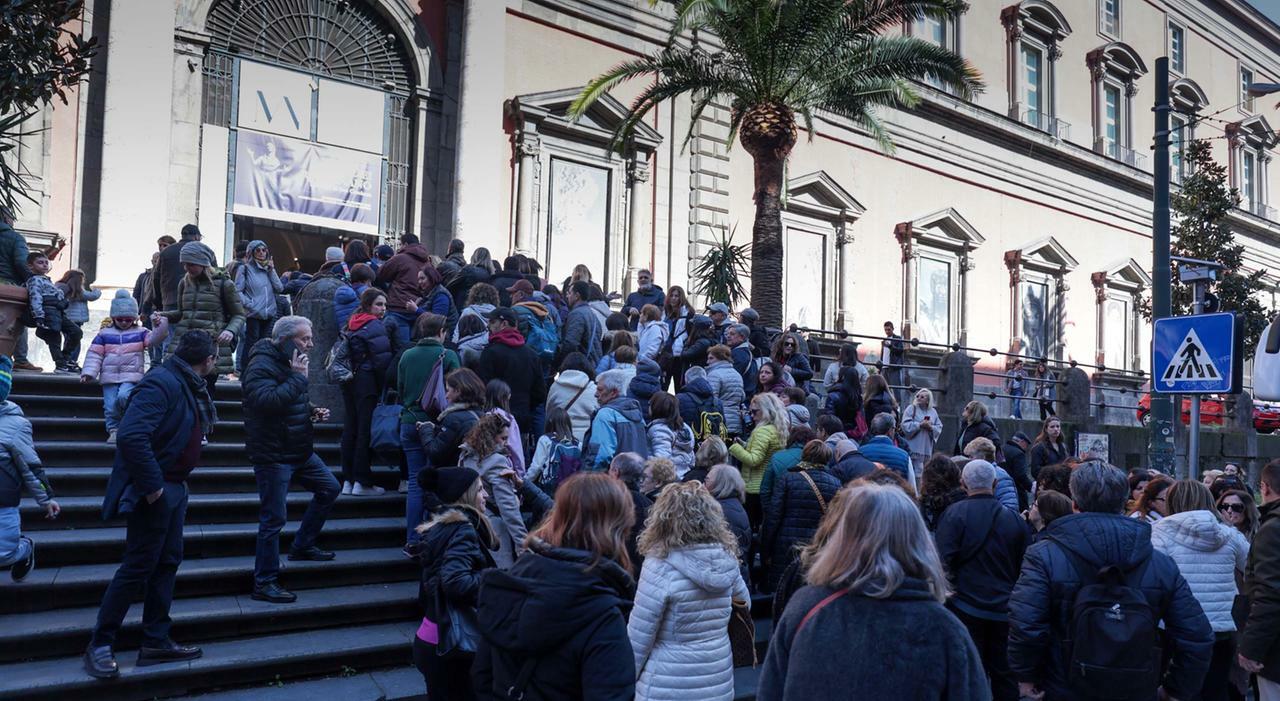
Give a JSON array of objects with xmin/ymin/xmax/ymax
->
[
  {"xmin": 1028, "ymin": 440, "xmax": 1069, "ymax": 479},
  {"xmin": 347, "ymin": 315, "xmax": 393, "ymax": 396},
  {"xmin": 242, "ymin": 338, "xmax": 314, "ymax": 465},
  {"xmin": 954, "ymin": 417, "xmax": 1001, "ymax": 455},
  {"xmin": 862, "ymin": 390, "xmax": 897, "ymax": 426},
  {"xmin": 718, "ymin": 496, "xmax": 751, "ymax": 562},
  {"xmin": 762, "ymin": 464, "xmax": 841, "ymax": 592},
  {"xmin": 473, "ymin": 538, "xmax": 636, "ymax": 701},
  {"xmin": 410, "ymin": 505, "xmax": 497, "ymax": 619},
  {"xmin": 424, "ymin": 403, "xmax": 481, "ymax": 469}
]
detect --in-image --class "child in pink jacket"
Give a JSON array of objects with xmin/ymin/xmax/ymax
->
[{"xmin": 80, "ymin": 290, "xmax": 168, "ymax": 443}]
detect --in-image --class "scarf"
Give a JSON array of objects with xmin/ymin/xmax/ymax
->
[{"xmin": 170, "ymin": 356, "xmax": 218, "ymax": 435}]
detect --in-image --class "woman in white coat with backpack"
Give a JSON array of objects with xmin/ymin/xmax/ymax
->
[
  {"xmin": 628, "ymin": 481, "xmax": 750, "ymax": 701},
  {"xmin": 900, "ymin": 388, "xmax": 943, "ymax": 479},
  {"xmin": 1151, "ymin": 479, "xmax": 1250, "ymax": 701}
]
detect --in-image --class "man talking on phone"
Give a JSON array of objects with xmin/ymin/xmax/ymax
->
[
  {"xmin": 241, "ymin": 315, "xmax": 340, "ymax": 605},
  {"xmin": 86, "ymin": 330, "xmax": 218, "ymax": 680}
]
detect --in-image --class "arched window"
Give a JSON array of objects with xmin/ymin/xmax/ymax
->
[
  {"xmin": 1001, "ymin": 1, "xmax": 1072, "ymax": 138},
  {"xmin": 1169, "ymin": 78, "xmax": 1208, "ymax": 184},
  {"xmin": 1087, "ymin": 42, "xmax": 1148, "ymax": 168}
]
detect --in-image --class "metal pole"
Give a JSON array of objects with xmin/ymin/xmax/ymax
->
[
  {"xmin": 1187, "ymin": 280, "xmax": 1206, "ymax": 477},
  {"xmin": 1150, "ymin": 57, "xmax": 1177, "ymax": 475}
]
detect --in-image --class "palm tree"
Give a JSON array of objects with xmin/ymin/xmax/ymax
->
[{"xmin": 570, "ymin": 0, "xmax": 982, "ymax": 327}]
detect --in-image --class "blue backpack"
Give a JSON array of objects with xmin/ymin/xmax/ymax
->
[
  {"xmin": 515, "ymin": 306, "xmax": 559, "ymax": 363},
  {"xmin": 535, "ymin": 438, "xmax": 583, "ymax": 493}
]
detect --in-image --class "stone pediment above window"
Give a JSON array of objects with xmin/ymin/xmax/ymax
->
[
  {"xmin": 1001, "ymin": 0, "xmax": 1072, "ymax": 41},
  {"xmin": 1170, "ymin": 78, "xmax": 1209, "ymax": 113},
  {"xmin": 901, "ymin": 207, "xmax": 986, "ymax": 252},
  {"xmin": 1015, "ymin": 235, "xmax": 1077, "ymax": 274},
  {"xmin": 1229, "ymin": 114, "xmax": 1277, "ymax": 149},
  {"xmin": 507, "ymin": 88, "xmax": 662, "ymax": 152},
  {"xmin": 784, "ymin": 171, "xmax": 865, "ymax": 224},
  {"xmin": 1087, "ymin": 42, "xmax": 1147, "ymax": 83},
  {"xmin": 1097, "ymin": 258, "xmax": 1152, "ymax": 292}
]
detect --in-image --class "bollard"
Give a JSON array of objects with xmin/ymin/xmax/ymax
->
[
  {"xmin": 0, "ymin": 284, "xmax": 28, "ymax": 358},
  {"xmin": 1058, "ymin": 367, "xmax": 1092, "ymax": 426}
]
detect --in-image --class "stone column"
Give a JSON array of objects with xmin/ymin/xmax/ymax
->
[
  {"xmin": 95, "ymin": 1, "xmax": 178, "ymax": 288},
  {"xmin": 836, "ymin": 220, "xmax": 853, "ymax": 332},
  {"xmin": 1091, "ymin": 272, "xmax": 1107, "ymax": 368},
  {"xmin": 1004, "ymin": 250, "xmax": 1023, "ymax": 354},
  {"xmin": 626, "ymin": 157, "xmax": 651, "ymax": 290},
  {"xmin": 959, "ymin": 250, "xmax": 974, "ymax": 347},
  {"xmin": 513, "ymin": 132, "xmax": 541, "ymax": 256},
  {"xmin": 894, "ymin": 222, "xmax": 916, "ymax": 339}
]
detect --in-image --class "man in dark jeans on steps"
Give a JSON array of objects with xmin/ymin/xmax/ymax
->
[
  {"xmin": 242, "ymin": 316, "xmax": 339, "ymax": 604},
  {"xmin": 85, "ymin": 331, "xmax": 218, "ymax": 679}
]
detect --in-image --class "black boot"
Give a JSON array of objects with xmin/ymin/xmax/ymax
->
[
  {"xmin": 288, "ymin": 545, "xmax": 335, "ymax": 562},
  {"xmin": 251, "ymin": 581, "xmax": 298, "ymax": 604},
  {"xmin": 83, "ymin": 646, "xmax": 119, "ymax": 679}
]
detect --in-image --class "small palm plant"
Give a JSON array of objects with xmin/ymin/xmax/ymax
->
[
  {"xmin": 691, "ymin": 225, "xmax": 750, "ymax": 307},
  {"xmin": 571, "ymin": 0, "xmax": 982, "ymax": 327}
]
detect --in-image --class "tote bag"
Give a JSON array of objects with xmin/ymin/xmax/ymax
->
[{"xmin": 370, "ymin": 388, "xmax": 403, "ymax": 453}]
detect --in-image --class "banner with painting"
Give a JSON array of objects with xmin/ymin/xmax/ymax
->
[{"xmin": 232, "ymin": 130, "xmax": 382, "ymax": 235}]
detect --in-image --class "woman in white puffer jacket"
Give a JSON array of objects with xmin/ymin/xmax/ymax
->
[
  {"xmin": 1151, "ymin": 479, "xmax": 1250, "ymax": 700},
  {"xmin": 628, "ymin": 481, "xmax": 749, "ymax": 701}
]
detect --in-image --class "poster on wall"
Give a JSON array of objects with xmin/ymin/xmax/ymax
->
[
  {"xmin": 916, "ymin": 257, "xmax": 951, "ymax": 345},
  {"xmin": 1077, "ymin": 432, "xmax": 1110, "ymax": 462},
  {"xmin": 546, "ymin": 158, "xmax": 609, "ymax": 287},
  {"xmin": 233, "ymin": 130, "xmax": 382, "ymax": 235},
  {"xmin": 785, "ymin": 227, "xmax": 826, "ymax": 330}
]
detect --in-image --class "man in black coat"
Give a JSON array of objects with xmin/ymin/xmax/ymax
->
[
  {"xmin": 934, "ymin": 460, "xmax": 1031, "ymax": 701},
  {"xmin": 1000, "ymin": 431, "xmax": 1033, "ymax": 511},
  {"xmin": 1008, "ymin": 461, "xmax": 1213, "ymax": 701},
  {"xmin": 151, "ymin": 224, "xmax": 201, "ymax": 312},
  {"xmin": 242, "ymin": 316, "xmax": 340, "ymax": 604},
  {"xmin": 1240, "ymin": 458, "xmax": 1280, "ymax": 697},
  {"xmin": 85, "ymin": 331, "xmax": 218, "ymax": 679},
  {"xmin": 489, "ymin": 256, "xmax": 526, "ymax": 308},
  {"xmin": 477, "ymin": 307, "xmax": 546, "ymax": 437}
]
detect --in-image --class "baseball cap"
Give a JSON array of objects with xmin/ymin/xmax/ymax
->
[
  {"xmin": 506, "ymin": 279, "xmax": 535, "ymax": 295},
  {"xmin": 708, "ymin": 302, "xmax": 730, "ymax": 315},
  {"xmin": 488, "ymin": 307, "xmax": 520, "ymax": 327}
]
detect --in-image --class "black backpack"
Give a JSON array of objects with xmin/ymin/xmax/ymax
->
[{"xmin": 1052, "ymin": 539, "xmax": 1159, "ymax": 700}]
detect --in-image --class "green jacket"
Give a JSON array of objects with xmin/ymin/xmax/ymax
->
[
  {"xmin": 397, "ymin": 338, "xmax": 460, "ymax": 424},
  {"xmin": 729, "ymin": 422, "xmax": 783, "ymax": 494},
  {"xmin": 0, "ymin": 224, "xmax": 30, "ymax": 285},
  {"xmin": 163, "ymin": 270, "xmax": 246, "ymax": 376}
]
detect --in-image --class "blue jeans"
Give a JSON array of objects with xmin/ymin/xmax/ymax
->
[
  {"xmin": 102, "ymin": 382, "xmax": 137, "ymax": 433},
  {"xmin": 401, "ymin": 423, "xmax": 426, "ymax": 540},
  {"xmin": 252, "ymin": 454, "xmax": 340, "ymax": 587},
  {"xmin": 0, "ymin": 507, "xmax": 30, "ymax": 567},
  {"xmin": 1010, "ymin": 388, "xmax": 1023, "ymax": 420},
  {"xmin": 91, "ymin": 481, "xmax": 188, "ymax": 648}
]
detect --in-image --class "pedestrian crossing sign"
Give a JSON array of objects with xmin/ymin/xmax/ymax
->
[{"xmin": 1152, "ymin": 313, "xmax": 1242, "ymax": 394}]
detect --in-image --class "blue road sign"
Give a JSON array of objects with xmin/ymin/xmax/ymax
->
[{"xmin": 1152, "ymin": 312, "xmax": 1242, "ymax": 394}]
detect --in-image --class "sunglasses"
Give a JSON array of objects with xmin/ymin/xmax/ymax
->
[{"xmin": 1219, "ymin": 503, "xmax": 1245, "ymax": 514}]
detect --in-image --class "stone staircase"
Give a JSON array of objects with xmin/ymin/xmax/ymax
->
[
  {"xmin": 0, "ymin": 372, "xmax": 774, "ymax": 700},
  {"xmin": 0, "ymin": 373, "xmax": 419, "ymax": 700}
]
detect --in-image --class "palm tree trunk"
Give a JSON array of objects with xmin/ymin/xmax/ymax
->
[{"xmin": 750, "ymin": 152, "xmax": 786, "ymax": 328}]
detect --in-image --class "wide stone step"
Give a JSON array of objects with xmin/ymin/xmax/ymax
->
[
  {"xmin": 9, "ymin": 394, "xmax": 244, "ymax": 421},
  {"xmin": 32, "ymin": 441, "xmax": 343, "ymax": 468},
  {"xmin": 40, "ymin": 465, "xmax": 403, "ymax": 497},
  {"xmin": 19, "ymin": 491, "xmax": 403, "ymax": 530},
  {"xmin": 0, "ymin": 620, "xmax": 415, "ymax": 701},
  {"xmin": 184, "ymin": 665, "xmax": 426, "ymax": 701},
  {"xmin": 26, "ymin": 516, "xmax": 405, "ymax": 567},
  {"xmin": 0, "ymin": 546, "xmax": 416, "ymax": 615},
  {"xmin": 28, "ymin": 417, "xmax": 343, "ymax": 443},
  {"xmin": 0, "ymin": 581, "xmax": 417, "ymax": 663},
  {"xmin": 11, "ymin": 372, "xmax": 245, "ymax": 400}
]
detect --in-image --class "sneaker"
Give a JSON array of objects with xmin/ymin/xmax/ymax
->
[
  {"xmin": 341, "ymin": 481, "xmax": 353, "ymax": 496},
  {"xmin": 11, "ymin": 360, "xmax": 42, "ymax": 373},
  {"xmin": 65, "ymin": 361, "xmax": 82, "ymax": 373},
  {"xmin": 351, "ymin": 483, "xmax": 385, "ymax": 497},
  {"xmin": 397, "ymin": 479, "xmax": 409, "ymax": 494},
  {"xmin": 201, "ymin": 436, "xmax": 208, "ymax": 446},
  {"xmin": 11, "ymin": 537, "xmax": 34, "ymax": 582},
  {"xmin": 53, "ymin": 364, "xmax": 74, "ymax": 375},
  {"xmin": 106, "ymin": 430, "xmax": 117, "ymax": 445}
]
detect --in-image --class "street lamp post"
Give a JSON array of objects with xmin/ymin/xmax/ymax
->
[{"xmin": 1150, "ymin": 57, "xmax": 1176, "ymax": 475}]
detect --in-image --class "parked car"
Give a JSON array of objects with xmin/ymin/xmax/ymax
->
[{"xmin": 1137, "ymin": 393, "xmax": 1278, "ymax": 433}]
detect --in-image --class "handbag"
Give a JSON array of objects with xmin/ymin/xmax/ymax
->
[
  {"xmin": 729, "ymin": 598, "xmax": 757, "ymax": 668},
  {"xmin": 370, "ymin": 388, "xmax": 403, "ymax": 454},
  {"xmin": 419, "ymin": 355, "xmax": 447, "ymax": 419},
  {"xmin": 434, "ymin": 579, "xmax": 480, "ymax": 656}
]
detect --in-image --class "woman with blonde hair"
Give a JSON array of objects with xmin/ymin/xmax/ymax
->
[
  {"xmin": 901, "ymin": 388, "xmax": 942, "ymax": 477},
  {"xmin": 473, "ymin": 473, "xmax": 636, "ymax": 700},
  {"xmin": 730, "ymin": 392, "xmax": 789, "ymax": 527},
  {"xmin": 684, "ymin": 435, "xmax": 728, "ymax": 484},
  {"xmin": 628, "ymin": 482, "xmax": 750, "ymax": 700},
  {"xmin": 759, "ymin": 484, "xmax": 987, "ymax": 700},
  {"xmin": 954, "ymin": 400, "xmax": 1001, "ymax": 456}
]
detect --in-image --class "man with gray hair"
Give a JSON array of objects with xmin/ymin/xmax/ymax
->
[
  {"xmin": 934, "ymin": 459, "xmax": 1030, "ymax": 701},
  {"xmin": 609, "ymin": 452, "xmax": 650, "ymax": 568},
  {"xmin": 1008, "ymin": 462, "xmax": 1213, "ymax": 701},
  {"xmin": 242, "ymin": 315, "xmax": 339, "ymax": 605},
  {"xmin": 585, "ymin": 369, "xmax": 649, "ymax": 472},
  {"xmin": 857, "ymin": 412, "xmax": 914, "ymax": 484},
  {"xmin": 723, "ymin": 323, "xmax": 757, "ymax": 394}
]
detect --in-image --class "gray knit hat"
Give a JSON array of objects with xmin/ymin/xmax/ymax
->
[
  {"xmin": 325, "ymin": 247, "xmax": 344, "ymax": 263},
  {"xmin": 109, "ymin": 288, "xmax": 139, "ymax": 318},
  {"xmin": 179, "ymin": 241, "xmax": 217, "ymax": 267}
]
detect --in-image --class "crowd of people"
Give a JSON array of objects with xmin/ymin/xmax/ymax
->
[{"xmin": 1, "ymin": 221, "xmax": 1279, "ymax": 701}]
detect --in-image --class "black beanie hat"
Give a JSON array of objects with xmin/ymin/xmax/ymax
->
[{"xmin": 417, "ymin": 466, "xmax": 481, "ymax": 505}]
